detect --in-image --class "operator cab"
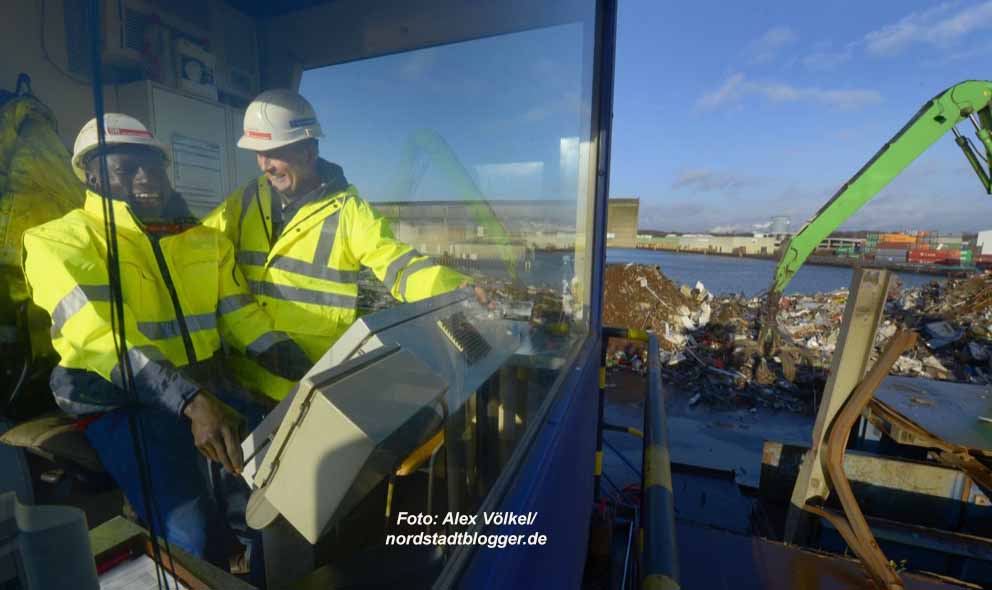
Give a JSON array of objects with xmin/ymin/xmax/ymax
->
[{"xmin": 0, "ymin": 0, "xmax": 613, "ymax": 587}]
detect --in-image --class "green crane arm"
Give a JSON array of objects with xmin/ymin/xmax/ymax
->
[
  {"xmin": 770, "ymin": 79, "xmax": 992, "ymax": 296},
  {"xmin": 390, "ymin": 129, "xmax": 519, "ymax": 281}
]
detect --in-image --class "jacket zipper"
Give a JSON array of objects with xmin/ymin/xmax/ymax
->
[{"xmin": 148, "ymin": 235, "xmax": 197, "ymax": 365}]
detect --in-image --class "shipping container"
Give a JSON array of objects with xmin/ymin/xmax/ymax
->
[
  {"xmin": 875, "ymin": 242, "xmax": 912, "ymax": 250},
  {"xmin": 880, "ymin": 232, "xmax": 916, "ymax": 244},
  {"xmin": 875, "ymin": 249, "xmax": 909, "ymax": 259}
]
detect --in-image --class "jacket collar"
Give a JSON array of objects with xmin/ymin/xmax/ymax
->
[
  {"xmin": 82, "ymin": 190, "xmax": 199, "ymax": 233},
  {"xmin": 317, "ymin": 159, "xmax": 349, "ymax": 195},
  {"xmin": 83, "ymin": 190, "xmax": 143, "ymax": 231}
]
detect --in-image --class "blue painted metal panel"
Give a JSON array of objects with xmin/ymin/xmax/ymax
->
[
  {"xmin": 0, "ymin": 420, "xmax": 34, "ymax": 504},
  {"xmin": 455, "ymin": 338, "xmax": 600, "ymax": 589},
  {"xmin": 447, "ymin": 0, "xmax": 616, "ymax": 584}
]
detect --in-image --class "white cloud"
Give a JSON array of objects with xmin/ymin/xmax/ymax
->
[
  {"xmin": 524, "ymin": 91, "xmax": 581, "ymax": 122},
  {"xmin": 845, "ymin": 187, "xmax": 986, "ymax": 231},
  {"xmin": 865, "ymin": 1, "xmax": 992, "ymax": 56},
  {"xmin": 672, "ymin": 168, "xmax": 762, "ymax": 193},
  {"xmin": 696, "ymin": 73, "xmax": 882, "ymax": 111},
  {"xmin": 397, "ymin": 49, "xmax": 438, "ymax": 80},
  {"xmin": 475, "ymin": 161, "xmax": 544, "ymax": 197},
  {"xmin": 641, "ymin": 162, "xmax": 989, "ymax": 233},
  {"xmin": 747, "ymin": 26, "xmax": 799, "ymax": 64},
  {"xmin": 801, "ymin": 41, "xmax": 856, "ymax": 70},
  {"xmin": 696, "ymin": 73, "xmax": 747, "ymax": 110},
  {"xmin": 923, "ymin": 39, "xmax": 992, "ymax": 65},
  {"xmin": 709, "ymin": 224, "xmax": 744, "ymax": 234}
]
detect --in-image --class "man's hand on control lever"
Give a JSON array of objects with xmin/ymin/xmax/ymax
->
[
  {"xmin": 184, "ymin": 390, "xmax": 245, "ymax": 474},
  {"xmin": 461, "ymin": 280, "xmax": 494, "ymax": 309}
]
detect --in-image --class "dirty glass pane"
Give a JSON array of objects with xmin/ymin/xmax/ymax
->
[
  {"xmin": 301, "ymin": 24, "xmax": 596, "ymax": 317},
  {"xmin": 298, "ymin": 0, "xmax": 597, "ymax": 537},
  {"xmin": 4, "ymin": 0, "xmax": 600, "ymax": 585}
]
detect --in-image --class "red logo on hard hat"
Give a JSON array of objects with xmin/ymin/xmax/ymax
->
[
  {"xmin": 246, "ymin": 130, "xmax": 272, "ymax": 139},
  {"xmin": 107, "ymin": 127, "xmax": 152, "ymax": 137}
]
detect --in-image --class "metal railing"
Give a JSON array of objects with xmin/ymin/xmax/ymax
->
[{"xmin": 599, "ymin": 327, "xmax": 679, "ymax": 590}]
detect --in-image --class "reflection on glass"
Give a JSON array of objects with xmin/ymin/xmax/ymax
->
[{"xmin": 295, "ymin": 5, "xmax": 597, "ymax": 571}]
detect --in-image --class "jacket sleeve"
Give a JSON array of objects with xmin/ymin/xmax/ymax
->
[
  {"xmin": 214, "ymin": 235, "xmax": 311, "ymax": 381},
  {"xmin": 201, "ymin": 182, "xmax": 250, "ymax": 242},
  {"xmin": 344, "ymin": 196, "xmax": 468, "ymax": 302},
  {"xmin": 22, "ymin": 228, "xmax": 202, "ymax": 416},
  {"xmin": 49, "ymin": 366, "xmax": 128, "ymax": 416}
]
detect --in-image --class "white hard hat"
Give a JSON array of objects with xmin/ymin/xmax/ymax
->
[
  {"xmin": 72, "ymin": 113, "xmax": 169, "ymax": 181},
  {"xmin": 238, "ymin": 89, "xmax": 323, "ymax": 151}
]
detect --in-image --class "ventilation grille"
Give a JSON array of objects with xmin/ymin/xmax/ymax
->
[{"xmin": 437, "ymin": 312, "xmax": 491, "ymax": 365}]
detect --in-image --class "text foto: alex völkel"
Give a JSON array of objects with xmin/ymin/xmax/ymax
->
[{"xmin": 396, "ymin": 511, "xmax": 538, "ymax": 526}]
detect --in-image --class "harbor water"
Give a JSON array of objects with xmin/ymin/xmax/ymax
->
[{"xmin": 606, "ymin": 248, "xmax": 945, "ymax": 296}]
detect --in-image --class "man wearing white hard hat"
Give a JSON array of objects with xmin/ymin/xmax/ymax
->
[
  {"xmin": 22, "ymin": 113, "xmax": 310, "ymax": 581},
  {"xmin": 205, "ymin": 89, "xmax": 474, "ymax": 400}
]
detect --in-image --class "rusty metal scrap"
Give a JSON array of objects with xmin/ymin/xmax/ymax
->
[
  {"xmin": 602, "ymin": 265, "xmax": 992, "ymax": 415},
  {"xmin": 811, "ymin": 329, "xmax": 919, "ymax": 590}
]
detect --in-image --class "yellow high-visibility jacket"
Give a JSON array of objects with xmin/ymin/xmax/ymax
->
[
  {"xmin": 22, "ymin": 191, "xmax": 309, "ymax": 415},
  {"xmin": 203, "ymin": 160, "xmax": 467, "ymax": 399}
]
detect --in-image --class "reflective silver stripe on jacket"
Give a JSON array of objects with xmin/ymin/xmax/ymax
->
[
  {"xmin": 50, "ymin": 284, "xmax": 111, "ymax": 338},
  {"xmin": 53, "ymin": 397, "xmax": 110, "ymax": 416},
  {"xmin": 248, "ymin": 281, "xmax": 357, "ymax": 308},
  {"xmin": 399, "ymin": 258, "xmax": 438, "ymax": 300},
  {"xmin": 269, "ymin": 256, "xmax": 359, "ymax": 283},
  {"xmin": 136, "ymin": 312, "xmax": 217, "ymax": 341},
  {"xmin": 237, "ymin": 251, "xmax": 358, "ymax": 284},
  {"xmin": 383, "ymin": 250, "xmax": 420, "ymax": 291},
  {"xmin": 312, "ymin": 214, "xmax": 339, "ymax": 267},
  {"xmin": 109, "ymin": 345, "xmax": 168, "ymax": 388},
  {"xmin": 237, "ymin": 250, "xmax": 268, "ymax": 266},
  {"xmin": 246, "ymin": 331, "xmax": 290, "ymax": 356},
  {"xmin": 218, "ymin": 294, "xmax": 255, "ymax": 316}
]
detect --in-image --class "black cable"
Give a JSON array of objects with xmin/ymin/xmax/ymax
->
[
  {"xmin": 967, "ymin": 136, "xmax": 990, "ymax": 164},
  {"xmin": 603, "ymin": 437, "xmax": 643, "ymax": 479},
  {"xmin": 86, "ymin": 2, "xmax": 173, "ymax": 587},
  {"xmin": 601, "ymin": 472, "xmax": 623, "ymax": 499},
  {"xmin": 253, "ymin": 187, "xmax": 273, "ymax": 247}
]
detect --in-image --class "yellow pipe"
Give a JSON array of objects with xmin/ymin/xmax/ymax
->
[
  {"xmin": 385, "ymin": 478, "xmax": 395, "ymax": 519},
  {"xmin": 644, "ymin": 444, "xmax": 673, "ymax": 492},
  {"xmin": 643, "ymin": 574, "xmax": 680, "ymax": 590},
  {"xmin": 395, "ymin": 430, "xmax": 444, "ymax": 476}
]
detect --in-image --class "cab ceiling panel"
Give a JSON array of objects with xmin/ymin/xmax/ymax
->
[{"xmin": 240, "ymin": 0, "xmax": 591, "ymax": 88}]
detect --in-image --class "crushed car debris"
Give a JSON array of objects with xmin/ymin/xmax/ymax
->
[{"xmin": 602, "ymin": 265, "xmax": 992, "ymax": 413}]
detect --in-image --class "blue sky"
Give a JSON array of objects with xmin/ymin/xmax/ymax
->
[
  {"xmin": 301, "ymin": 1, "xmax": 992, "ymax": 234},
  {"xmin": 300, "ymin": 20, "xmax": 588, "ymax": 228},
  {"xmin": 611, "ymin": 0, "xmax": 992, "ymax": 233}
]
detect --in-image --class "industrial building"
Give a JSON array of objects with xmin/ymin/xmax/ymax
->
[
  {"xmin": 769, "ymin": 215, "xmax": 790, "ymax": 237},
  {"xmin": 815, "ymin": 237, "xmax": 864, "ymax": 252},
  {"xmin": 637, "ymin": 233, "xmax": 781, "ymax": 256},
  {"xmin": 606, "ymin": 198, "xmax": 639, "ymax": 248},
  {"xmin": 978, "ymin": 230, "xmax": 992, "ymax": 255},
  {"xmin": 372, "ymin": 199, "xmax": 577, "ymax": 257}
]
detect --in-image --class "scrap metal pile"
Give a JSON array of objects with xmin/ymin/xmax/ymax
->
[{"xmin": 603, "ymin": 263, "xmax": 992, "ymax": 414}]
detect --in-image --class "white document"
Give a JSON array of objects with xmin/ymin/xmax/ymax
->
[
  {"xmin": 171, "ymin": 134, "xmax": 224, "ymax": 200},
  {"xmin": 99, "ymin": 555, "xmax": 188, "ymax": 590}
]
